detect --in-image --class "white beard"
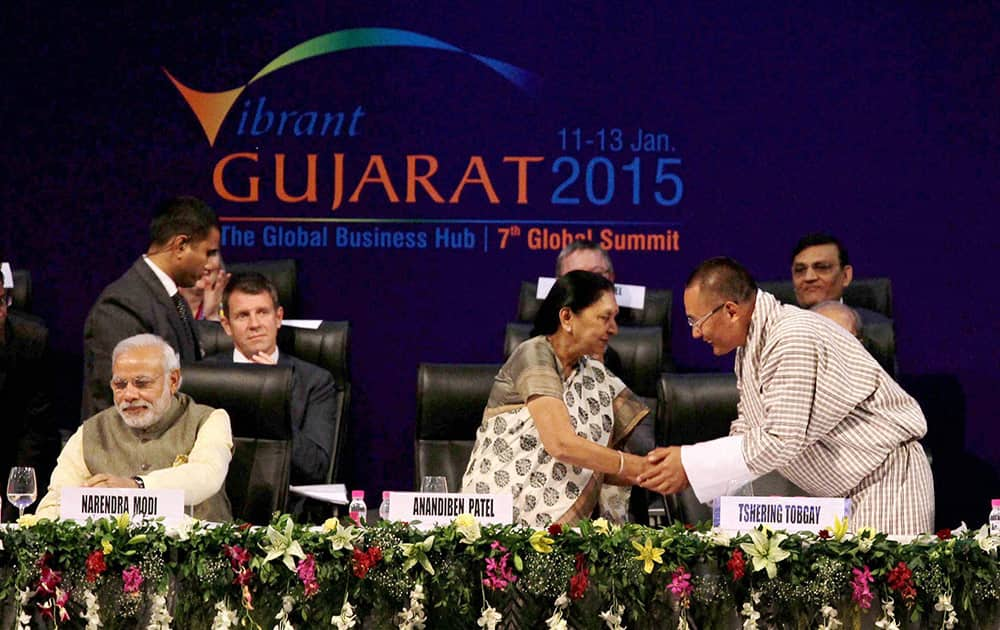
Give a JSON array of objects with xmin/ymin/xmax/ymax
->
[{"xmin": 116, "ymin": 384, "xmax": 174, "ymax": 429}]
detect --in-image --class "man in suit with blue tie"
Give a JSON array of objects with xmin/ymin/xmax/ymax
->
[
  {"xmin": 82, "ymin": 196, "xmax": 221, "ymax": 419},
  {"xmin": 213, "ymin": 272, "xmax": 337, "ymax": 485}
]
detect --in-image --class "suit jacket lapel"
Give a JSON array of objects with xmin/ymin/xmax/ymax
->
[{"xmin": 130, "ymin": 259, "xmax": 195, "ymax": 358}]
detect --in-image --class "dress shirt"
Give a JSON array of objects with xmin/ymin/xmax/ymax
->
[
  {"xmin": 233, "ymin": 347, "xmax": 280, "ymax": 364},
  {"xmin": 142, "ymin": 255, "xmax": 179, "ymax": 297},
  {"xmin": 681, "ymin": 435, "xmax": 757, "ymax": 503}
]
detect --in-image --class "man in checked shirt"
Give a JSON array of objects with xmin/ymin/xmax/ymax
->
[{"xmin": 638, "ymin": 257, "xmax": 933, "ymax": 534}]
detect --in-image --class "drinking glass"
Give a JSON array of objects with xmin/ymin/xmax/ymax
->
[
  {"xmin": 421, "ymin": 476, "xmax": 448, "ymax": 493},
  {"xmin": 7, "ymin": 467, "xmax": 38, "ymax": 519}
]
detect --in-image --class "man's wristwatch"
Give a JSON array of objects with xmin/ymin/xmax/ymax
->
[{"xmin": 132, "ymin": 476, "xmax": 145, "ymax": 489}]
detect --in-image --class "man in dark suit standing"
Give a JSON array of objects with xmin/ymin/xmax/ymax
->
[
  {"xmin": 0, "ymin": 280, "xmax": 59, "ymax": 521},
  {"xmin": 82, "ymin": 196, "xmax": 221, "ymax": 419},
  {"xmin": 213, "ymin": 272, "xmax": 337, "ymax": 485}
]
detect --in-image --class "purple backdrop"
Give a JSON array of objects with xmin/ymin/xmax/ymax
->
[{"xmin": 2, "ymin": 2, "xmax": 996, "ymax": 523}]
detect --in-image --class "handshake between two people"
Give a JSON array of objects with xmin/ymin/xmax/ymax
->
[{"xmin": 617, "ymin": 446, "xmax": 690, "ymax": 495}]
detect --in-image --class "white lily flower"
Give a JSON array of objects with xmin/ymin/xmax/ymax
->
[{"xmin": 477, "ymin": 605, "xmax": 502, "ymax": 629}]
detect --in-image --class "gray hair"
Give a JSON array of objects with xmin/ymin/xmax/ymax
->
[
  {"xmin": 811, "ymin": 301, "xmax": 862, "ymax": 338},
  {"xmin": 555, "ymin": 239, "xmax": 614, "ymax": 277},
  {"xmin": 112, "ymin": 333, "xmax": 181, "ymax": 374}
]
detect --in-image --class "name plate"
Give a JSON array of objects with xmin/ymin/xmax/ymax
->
[
  {"xmin": 388, "ymin": 492, "xmax": 513, "ymax": 530},
  {"xmin": 61, "ymin": 487, "xmax": 184, "ymax": 522},
  {"xmin": 537, "ymin": 277, "xmax": 646, "ymax": 310},
  {"xmin": 713, "ymin": 496, "xmax": 851, "ymax": 533}
]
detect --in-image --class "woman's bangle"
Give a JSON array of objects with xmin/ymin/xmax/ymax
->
[{"xmin": 616, "ymin": 451, "xmax": 625, "ymax": 476}]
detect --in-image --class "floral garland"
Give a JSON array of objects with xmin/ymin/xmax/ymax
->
[{"xmin": 0, "ymin": 513, "xmax": 998, "ymax": 629}]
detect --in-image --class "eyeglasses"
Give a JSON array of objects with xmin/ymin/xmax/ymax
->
[
  {"xmin": 110, "ymin": 375, "xmax": 163, "ymax": 392},
  {"xmin": 687, "ymin": 303, "xmax": 726, "ymax": 332},
  {"xmin": 792, "ymin": 262, "xmax": 839, "ymax": 276}
]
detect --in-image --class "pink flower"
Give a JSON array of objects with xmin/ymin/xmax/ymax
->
[
  {"xmin": 55, "ymin": 588, "xmax": 71, "ymax": 622},
  {"xmin": 483, "ymin": 544, "xmax": 518, "ymax": 591},
  {"xmin": 851, "ymin": 565, "xmax": 873, "ymax": 610},
  {"xmin": 122, "ymin": 565, "xmax": 144, "ymax": 594},
  {"xmin": 37, "ymin": 565, "xmax": 63, "ymax": 595},
  {"xmin": 668, "ymin": 566, "xmax": 693, "ymax": 601},
  {"xmin": 224, "ymin": 544, "xmax": 250, "ymax": 569},
  {"xmin": 296, "ymin": 554, "xmax": 317, "ymax": 583},
  {"xmin": 297, "ymin": 554, "xmax": 319, "ymax": 598}
]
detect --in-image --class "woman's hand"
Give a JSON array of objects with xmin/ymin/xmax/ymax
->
[
  {"xmin": 605, "ymin": 452, "xmax": 649, "ymax": 485},
  {"xmin": 201, "ymin": 270, "xmax": 231, "ymax": 321},
  {"xmin": 528, "ymin": 395, "xmax": 633, "ymax": 477}
]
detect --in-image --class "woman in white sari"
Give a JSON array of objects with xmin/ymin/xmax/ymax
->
[{"xmin": 461, "ymin": 271, "xmax": 649, "ymax": 527}]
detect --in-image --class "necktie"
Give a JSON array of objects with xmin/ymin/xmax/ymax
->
[{"xmin": 171, "ymin": 293, "xmax": 203, "ymax": 359}]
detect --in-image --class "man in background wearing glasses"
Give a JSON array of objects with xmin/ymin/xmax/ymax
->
[
  {"xmin": 36, "ymin": 334, "xmax": 232, "ymax": 521},
  {"xmin": 790, "ymin": 233, "xmax": 891, "ymax": 328},
  {"xmin": 0, "ymin": 273, "xmax": 59, "ymax": 522},
  {"xmin": 638, "ymin": 257, "xmax": 934, "ymax": 535}
]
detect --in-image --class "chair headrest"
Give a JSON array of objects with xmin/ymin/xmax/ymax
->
[
  {"xmin": 179, "ymin": 362, "xmax": 293, "ymax": 440},
  {"xmin": 861, "ymin": 320, "xmax": 896, "ymax": 377},
  {"xmin": 758, "ymin": 277, "xmax": 893, "ymax": 319},
  {"xmin": 227, "ymin": 259, "xmax": 300, "ymax": 317},
  {"xmin": 656, "ymin": 373, "xmax": 739, "ymax": 445},
  {"xmin": 416, "ymin": 363, "xmax": 499, "ymax": 440},
  {"xmin": 504, "ymin": 324, "xmax": 662, "ymax": 397},
  {"xmin": 10, "ymin": 269, "xmax": 31, "ymax": 313}
]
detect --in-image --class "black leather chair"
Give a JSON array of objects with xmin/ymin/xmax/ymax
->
[
  {"xmin": 414, "ymin": 363, "xmax": 499, "ymax": 493},
  {"xmin": 655, "ymin": 373, "xmax": 738, "ymax": 524},
  {"xmin": 515, "ymin": 281, "xmax": 674, "ymax": 359},
  {"xmin": 655, "ymin": 373, "xmax": 806, "ymax": 525},
  {"xmin": 227, "ymin": 259, "xmax": 300, "ymax": 317},
  {"xmin": 195, "ymin": 319, "xmax": 351, "ymax": 482},
  {"xmin": 758, "ymin": 277, "xmax": 893, "ymax": 319},
  {"xmin": 862, "ymin": 320, "xmax": 896, "ymax": 377},
  {"xmin": 6, "ymin": 269, "xmax": 32, "ymax": 313},
  {"xmin": 503, "ymin": 322, "xmax": 663, "ymax": 397},
  {"xmin": 180, "ymin": 362, "xmax": 294, "ymax": 524}
]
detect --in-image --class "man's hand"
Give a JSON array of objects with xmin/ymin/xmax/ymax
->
[
  {"xmin": 249, "ymin": 351, "xmax": 277, "ymax": 365},
  {"xmin": 84, "ymin": 473, "xmax": 139, "ymax": 488},
  {"xmin": 637, "ymin": 446, "xmax": 690, "ymax": 495}
]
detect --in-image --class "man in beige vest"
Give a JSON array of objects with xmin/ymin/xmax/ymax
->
[{"xmin": 37, "ymin": 334, "xmax": 232, "ymax": 520}]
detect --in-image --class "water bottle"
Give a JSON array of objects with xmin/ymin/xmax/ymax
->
[
  {"xmin": 990, "ymin": 498, "xmax": 1000, "ymax": 536},
  {"xmin": 348, "ymin": 490, "xmax": 367, "ymax": 526},
  {"xmin": 378, "ymin": 491, "xmax": 391, "ymax": 522}
]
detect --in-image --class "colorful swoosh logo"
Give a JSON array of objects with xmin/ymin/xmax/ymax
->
[{"xmin": 164, "ymin": 27, "xmax": 541, "ymax": 147}]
